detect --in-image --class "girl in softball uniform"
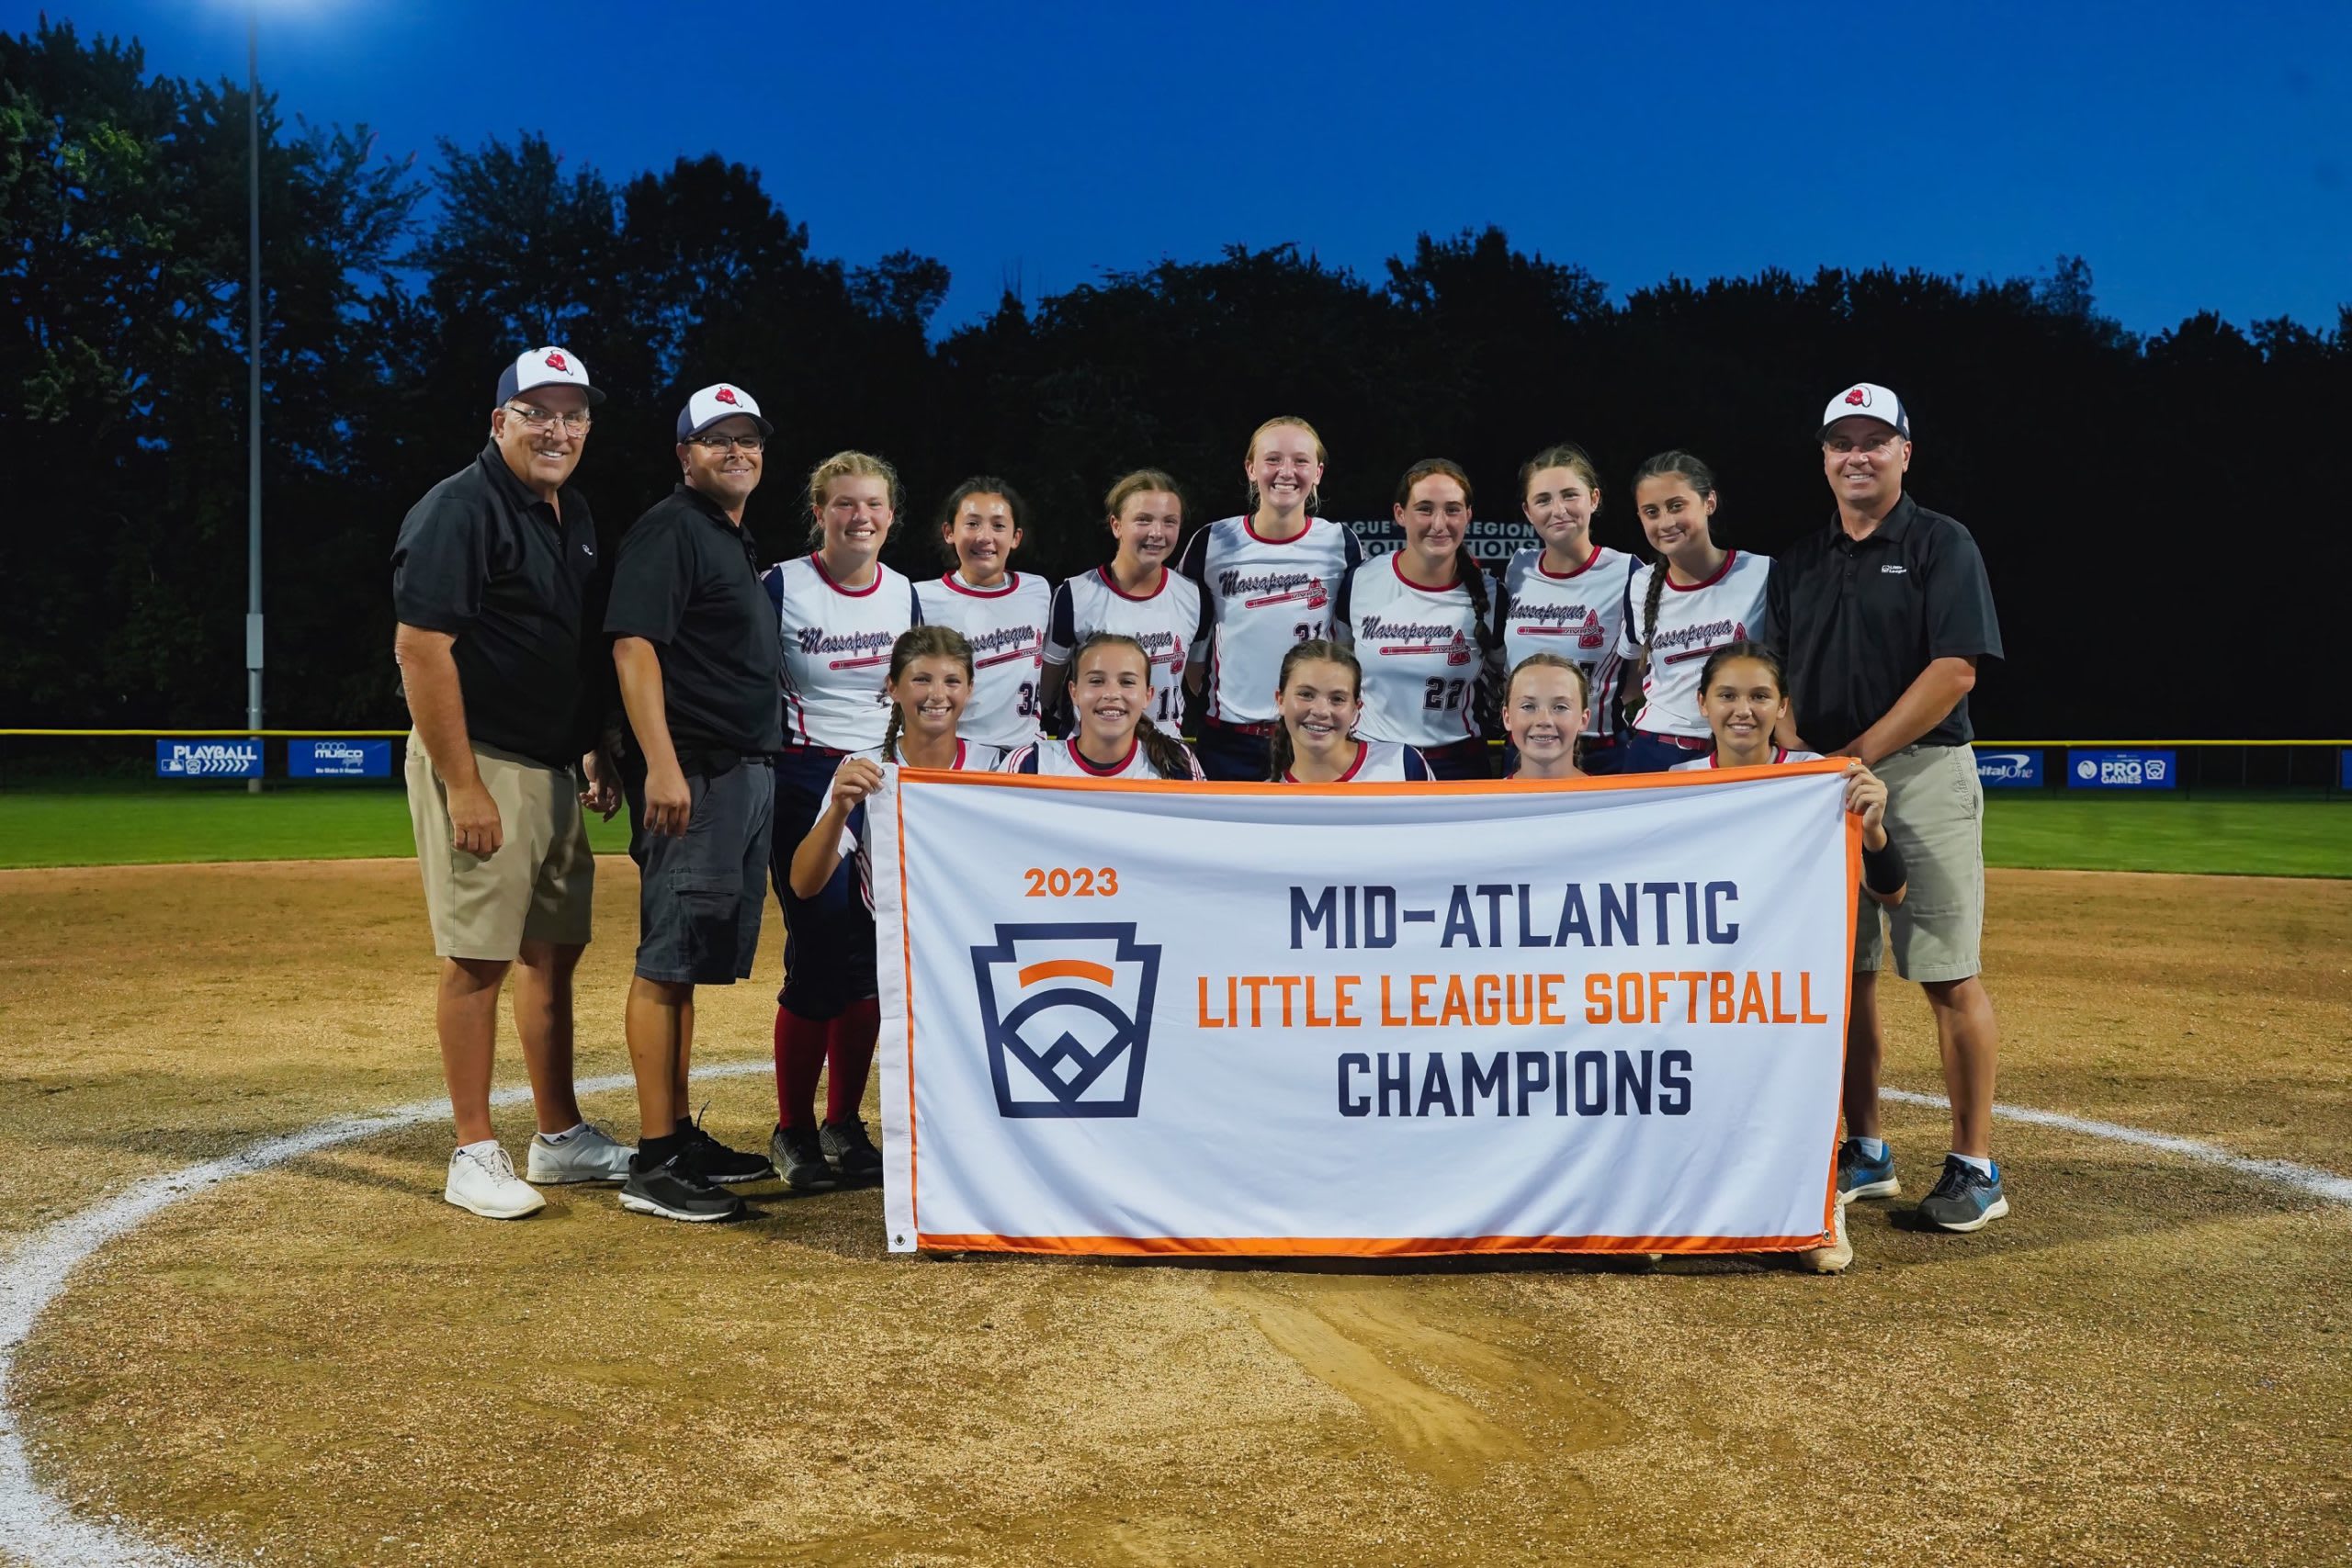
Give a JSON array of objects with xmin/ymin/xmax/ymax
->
[
  {"xmin": 1670, "ymin": 638, "xmax": 1906, "ymax": 1276},
  {"xmin": 761, "ymin": 450, "xmax": 921, "ymax": 1190},
  {"xmin": 1005, "ymin": 633, "xmax": 1204, "ymax": 780},
  {"xmin": 1332, "ymin": 459, "xmax": 1498, "ymax": 781},
  {"xmin": 913, "ymin": 478, "xmax": 1052, "ymax": 750},
  {"xmin": 790, "ymin": 625, "xmax": 1007, "ymax": 926},
  {"xmin": 1179, "ymin": 417, "xmax": 1364, "ymax": 780},
  {"xmin": 1499, "ymin": 652, "xmax": 1589, "ymax": 783},
  {"xmin": 1495, "ymin": 444, "xmax": 1635, "ymax": 774},
  {"xmin": 1041, "ymin": 470, "xmax": 1205, "ymax": 737},
  {"xmin": 1267, "ymin": 639, "xmax": 1433, "ymax": 783},
  {"xmin": 1614, "ymin": 451, "xmax": 1771, "ymax": 773}
]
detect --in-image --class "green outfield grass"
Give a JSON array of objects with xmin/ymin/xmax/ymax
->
[{"xmin": 0, "ymin": 783, "xmax": 2346, "ymax": 876}]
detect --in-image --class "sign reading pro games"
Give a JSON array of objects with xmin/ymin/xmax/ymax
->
[
  {"xmin": 870, "ymin": 764, "xmax": 1859, "ymax": 1257},
  {"xmin": 2067, "ymin": 749, "xmax": 2177, "ymax": 789}
]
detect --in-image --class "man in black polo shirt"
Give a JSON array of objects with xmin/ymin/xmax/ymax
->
[
  {"xmin": 605, "ymin": 383, "xmax": 788, "ymax": 1222},
  {"xmin": 1765, "ymin": 382, "xmax": 2009, "ymax": 1234},
  {"xmin": 392, "ymin": 345, "xmax": 631, "ymax": 1221}
]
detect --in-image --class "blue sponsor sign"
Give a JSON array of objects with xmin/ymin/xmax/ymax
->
[
  {"xmin": 288, "ymin": 739, "xmax": 390, "ymax": 778},
  {"xmin": 2066, "ymin": 749, "xmax": 2177, "ymax": 790},
  {"xmin": 1974, "ymin": 749, "xmax": 2043, "ymax": 788},
  {"xmin": 2340, "ymin": 750, "xmax": 2352, "ymax": 791},
  {"xmin": 155, "ymin": 739, "xmax": 263, "ymax": 779}
]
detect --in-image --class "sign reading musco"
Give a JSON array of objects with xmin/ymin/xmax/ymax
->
[{"xmin": 871, "ymin": 765, "xmax": 1860, "ymax": 1257}]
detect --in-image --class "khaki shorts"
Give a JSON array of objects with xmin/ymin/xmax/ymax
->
[
  {"xmin": 406, "ymin": 734, "xmax": 594, "ymax": 961},
  {"xmin": 1854, "ymin": 741, "xmax": 1984, "ymax": 984}
]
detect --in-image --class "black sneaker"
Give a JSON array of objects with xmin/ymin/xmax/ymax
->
[
  {"xmin": 618, "ymin": 1151, "xmax": 744, "ymax": 1223},
  {"xmin": 769, "ymin": 1124, "xmax": 839, "ymax": 1192},
  {"xmin": 682, "ymin": 1115, "xmax": 775, "ymax": 1185},
  {"xmin": 820, "ymin": 1118, "xmax": 885, "ymax": 1184},
  {"xmin": 1916, "ymin": 1156, "xmax": 2010, "ymax": 1233}
]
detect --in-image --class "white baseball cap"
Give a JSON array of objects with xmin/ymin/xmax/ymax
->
[
  {"xmin": 495, "ymin": 345, "xmax": 605, "ymax": 407},
  {"xmin": 676, "ymin": 382, "xmax": 774, "ymax": 440},
  {"xmin": 1819, "ymin": 382, "xmax": 1909, "ymax": 439}
]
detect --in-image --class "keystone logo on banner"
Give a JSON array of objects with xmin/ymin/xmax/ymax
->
[
  {"xmin": 155, "ymin": 740, "xmax": 262, "ymax": 778},
  {"xmin": 971, "ymin": 923, "xmax": 1161, "ymax": 1118}
]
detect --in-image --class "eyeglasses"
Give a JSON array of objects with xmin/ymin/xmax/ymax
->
[
  {"xmin": 688, "ymin": 433, "xmax": 766, "ymax": 453},
  {"xmin": 504, "ymin": 402, "xmax": 593, "ymax": 434},
  {"xmin": 1823, "ymin": 430, "xmax": 1904, "ymax": 456}
]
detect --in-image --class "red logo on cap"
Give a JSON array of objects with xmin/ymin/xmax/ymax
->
[
  {"xmin": 545, "ymin": 351, "xmax": 570, "ymax": 373},
  {"xmin": 1845, "ymin": 387, "xmax": 1868, "ymax": 406},
  {"xmin": 715, "ymin": 387, "xmax": 739, "ymax": 405}
]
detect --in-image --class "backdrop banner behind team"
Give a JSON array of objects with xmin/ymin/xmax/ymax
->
[{"xmin": 871, "ymin": 763, "xmax": 1860, "ymax": 1257}]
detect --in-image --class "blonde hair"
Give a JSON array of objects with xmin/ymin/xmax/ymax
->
[
  {"xmin": 805, "ymin": 449, "xmax": 901, "ymax": 547},
  {"xmin": 1506, "ymin": 650, "xmax": 1589, "ymax": 708},
  {"xmin": 1244, "ymin": 416, "xmax": 1327, "ymax": 512}
]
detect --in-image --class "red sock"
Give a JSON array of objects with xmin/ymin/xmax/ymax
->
[
  {"xmin": 825, "ymin": 998, "xmax": 881, "ymax": 1124},
  {"xmin": 774, "ymin": 1005, "xmax": 829, "ymax": 1132}
]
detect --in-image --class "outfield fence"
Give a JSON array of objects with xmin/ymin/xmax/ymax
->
[{"xmin": 1, "ymin": 730, "xmax": 2346, "ymax": 797}]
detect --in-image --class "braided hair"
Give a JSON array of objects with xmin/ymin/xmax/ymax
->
[
  {"xmin": 1393, "ymin": 458, "xmax": 1498, "ymax": 657},
  {"xmin": 1264, "ymin": 638, "xmax": 1363, "ymax": 782},
  {"xmin": 1631, "ymin": 450, "xmax": 1720, "ymax": 650},
  {"xmin": 1069, "ymin": 632, "xmax": 1195, "ymax": 780},
  {"xmin": 877, "ymin": 626, "xmax": 977, "ymax": 764}
]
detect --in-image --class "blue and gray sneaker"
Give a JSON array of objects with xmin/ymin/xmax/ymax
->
[
  {"xmin": 1917, "ymin": 1156, "xmax": 2009, "ymax": 1233},
  {"xmin": 1837, "ymin": 1138, "xmax": 1901, "ymax": 1202}
]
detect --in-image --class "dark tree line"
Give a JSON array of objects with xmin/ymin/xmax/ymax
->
[{"xmin": 6, "ymin": 19, "xmax": 2347, "ymax": 739}]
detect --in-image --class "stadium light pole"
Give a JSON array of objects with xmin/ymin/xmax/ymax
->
[{"xmin": 243, "ymin": 5, "xmax": 265, "ymax": 793}]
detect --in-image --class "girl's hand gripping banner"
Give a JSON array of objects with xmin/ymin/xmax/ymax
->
[{"xmin": 869, "ymin": 763, "xmax": 1860, "ymax": 1256}]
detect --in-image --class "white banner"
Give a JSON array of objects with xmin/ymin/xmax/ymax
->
[{"xmin": 871, "ymin": 763, "xmax": 1859, "ymax": 1257}]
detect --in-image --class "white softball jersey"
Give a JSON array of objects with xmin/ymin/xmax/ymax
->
[
  {"xmin": 835, "ymin": 741, "xmax": 1010, "ymax": 908},
  {"xmin": 1614, "ymin": 550, "xmax": 1772, "ymax": 741},
  {"xmin": 1179, "ymin": 514, "xmax": 1364, "ymax": 726},
  {"xmin": 1496, "ymin": 546, "xmax": 1636, "ymax": 739},
  {"xmin": 1042, "ymin": 566, "xmax": 1205, "ymax": 730},
  {"xmin": 1669, "ymin": 748, "xmax": 1824, "ymax": 772},
  {"xmin": 1280, "ymin": 739, "xmax": 1434, "ymax": 783},
  {"xmin": 1001, "ymin": 735, "xmax": 1205, "ymax": 781},
  {"xmin": 913, "ymin": 571, "xmax": 1052, "ymax": 749},
  {"xmin": 762, "ymin": 555, "xmax": 922, "ymax": 751},
  {"xmin": 1333, "ymin": 554, "xmax": 1489, "ymax": 749}
]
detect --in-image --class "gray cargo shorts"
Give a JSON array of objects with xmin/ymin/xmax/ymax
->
[
  {"xmin": 1854, "ymin": 741, "xmax": 1985, "ymax": 984},
  {"xmin": 633, "ymin": 758, "xmax": 775, "ymax": 986}
]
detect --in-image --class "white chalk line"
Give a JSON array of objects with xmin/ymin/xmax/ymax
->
[
  {"xmin": 0, "ymin": 1061, "xmax": 769, "ymax": 1568},
  {"xmin": 1880, "ymin": 1088, "xmax": 2352, "ymax": 1204},
  {"xmin": 3, "ymin": 1072, "xmax": 2346, "ymax": 1568}
]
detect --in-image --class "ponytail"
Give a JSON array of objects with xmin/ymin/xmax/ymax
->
[
  {"xmin": 1453, "ymin": 545, "xmax": 1496, "ymax": 655},
  {"xmin": 1134, "ymin": 716, "xmax": 1196, "ymax": 781}
]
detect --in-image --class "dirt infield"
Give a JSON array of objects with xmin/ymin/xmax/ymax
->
[{"xmin": 3, "ymin": 860, "xmax": 2347, "ymax": 1566}]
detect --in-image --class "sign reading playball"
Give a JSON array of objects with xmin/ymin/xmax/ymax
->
[{"xmin": 2066, "ymin": 750, "xmax": 2177, "ymax": 790}]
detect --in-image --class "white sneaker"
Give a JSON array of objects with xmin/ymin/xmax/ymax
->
[
  {"xmin": 445, "ymin": 1145, "xmax": 547, "ymax": 1219},
  {"xmin": 525, "ymin": 1122, "xmax": 634, "ymax": 1185},
  {"xmin": 1798, "ymin": 1201, "xmax": 1852, "ymax": 1274}
]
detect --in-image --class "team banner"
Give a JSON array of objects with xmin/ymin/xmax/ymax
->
[{"xmin": 871, "ymin": 763, "xmax": 1860, "ymax": 1257}]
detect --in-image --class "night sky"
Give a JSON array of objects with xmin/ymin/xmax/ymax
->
[{"xmin": 24, "ymin": 0, "xmax": 2352, "ymax": 335}]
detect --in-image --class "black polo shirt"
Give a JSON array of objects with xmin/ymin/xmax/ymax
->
[
  {"xmin": 1762, "ymin": 493, "xmax": 2003, "ymax": 753},
  {"xmin": 604, "ymin": 484, "xmax": 785, "ymax": 756},
  {"xmin": 391, "ymin": 444, "xmax": 605, "ymax": 770}
]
